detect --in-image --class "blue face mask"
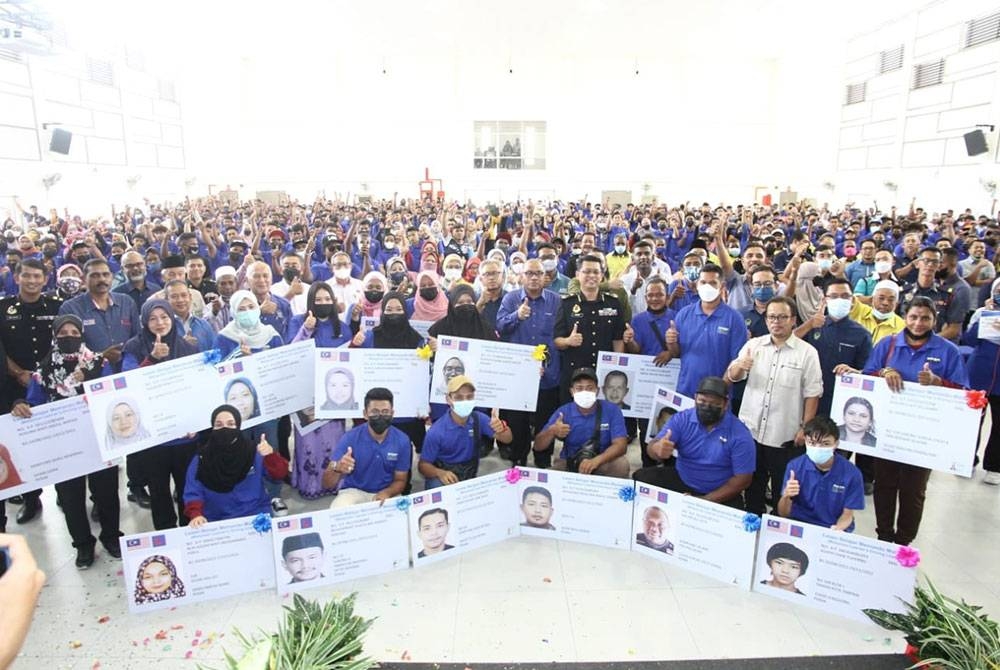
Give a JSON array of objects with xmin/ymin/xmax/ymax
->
[
  {"xmin": 236, "ymin": 308, "xmax": 261, "ymax": 329},
  {"xmin": 683, "ymin": 265, "xmax": 701, "ymax": 282},
  {"xmin": 752, "ymin": 286, "xmax": 775, "ymax": 302},
  {"xmin": 805, "ymin": 445, "xmax": 835, "ymax": 466},
  {"xmin": 451, "ymin": 399, "xmax": 476, "ymax": 418},
  {"xmin": 993, "ymin": 293, "xmax": 1000, "ymax": 304}
]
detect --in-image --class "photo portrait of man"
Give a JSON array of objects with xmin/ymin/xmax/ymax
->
[
  {"xmin": 520, "ymin": 485, "xmax": 555, "ymax": 530},
  {"xmin": 635, "ymin": 505, "xmax": 674, "ymax": 554},
  {"xmin": 281, "ymin": 532, "xmax": 325, "ymax": 584},
  {"xmin": 602, "ymin": 370, "xmax": 631, "ymax": 411},
  {"xmin": 416, "ymin": 507, "xmax": 455, "ymax": 558}
]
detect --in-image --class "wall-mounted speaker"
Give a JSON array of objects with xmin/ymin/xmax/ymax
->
[
  {"xmin": 964, "ymin": 129, "xmax": 988, "ymax": 157},
  {"xmin": 49, "ymin": 128, "xmax": 72, "ymax": 155}
]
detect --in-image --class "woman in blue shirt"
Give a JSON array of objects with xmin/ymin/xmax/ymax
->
[
  {"xmin": 287, "ymin": 282, "xmax": 351, "ymax": 347},
  {"xmin": 961, "ymin": 277, "xmax": 1000, "ymax": 485},
  {"xmin": 213, "ymin": 289, "xmax": 284, "ymax": 359}
]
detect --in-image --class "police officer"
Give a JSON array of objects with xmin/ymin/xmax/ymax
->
[{"xmin": 0, "ymin": 258, "xmax": 62, "ymax": 524}]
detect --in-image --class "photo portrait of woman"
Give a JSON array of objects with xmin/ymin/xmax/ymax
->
[
  {"xmin": 0, "ymin": 444, "xmax": 24, "ymax": 491},
  {"xmin": 319, "ymin": 367, "xmax": 358, "ymax": 411},
  {"xmin": 133, "ymin": 554, "xmax": 187, "ymax": 605},
  {"xmin": 839, "ymin": 396, "xmax": 877, "ymax": 447},
  {"xmin": 224, "ymin": 378, "xmax": 261, "ymax": 422},
  {"xmin": 105, "ymin": 398, "xmax": 151, "ymax": 452}
]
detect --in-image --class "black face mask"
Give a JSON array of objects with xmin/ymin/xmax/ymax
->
[
  {"xmin": 904, "ymin": 327, "xmax": 932, "ymax": 342},
  {"xmin": 935, "ymin": 268, "xmax": 950, "ymax": 280},
  {"xmin": 312, "ymin": 303, "xmax": 334, "ymax": 319},
  {"xmin": 364, "ymin": 290, "xmax": 385, "ymax": 304},
  {"xmin": 229, "ymin": 253, "xmax": 243, "ymax": 265},
  {"xmin": 381, "ymin": 313, "xmax": 407, "ymax": 328},
  {"xmin": 695, "ymin": 402, "xmax": 724, "ymax": 426},
  {"xmin": 419, "ymin": 287, "xmax": 439, "ymax": 301},
  {"xmin": 212, "ymin": 427, "xmax": 241, "ymax": 445},
  {"xmin": 367, "ymin": 416, "xmax": 392, "ymax": 434},
  {"xmin": 454, "ymin": 303, "xmax": 477, "ymax": 319},
  {"xmin": 43, "ymin": 248, "xmax": 58, "ymax": 258},
  {"xmin": 282, "ymin": 268, "xmax": 300, "ymax": 282},
  {"xmin": 55, "ymin": 336, "xmax": 83, "ymax": 355}
]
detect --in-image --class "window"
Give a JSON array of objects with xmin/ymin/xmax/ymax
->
[
  {"xmin": 912, "ymin": 59, "xmax": 944, "ymax": 90},
  {"xmin": 86, "ymin": 57, "xmax": 115, "ymax": 86},
  {"xmin": 0, "ymin": 47, "xmax": 22, "ymax": 64},
  {"xmin": 473, "ymin": 121, "xmax": 546, "ymax": 170},
  {"xmin": 845, "ymin": 82, "xmax": 866, "ymax": 105},
  {"xmin": 879, "ymin": 45, "xmax": 903, "ymax": 73},
  {"xmin": 965, "ymin": 11, "xmax": 1000, "ymax": 49},
  {"xmin": 159, "ymin": 79, "xmax": 176, "ymax": 102}
]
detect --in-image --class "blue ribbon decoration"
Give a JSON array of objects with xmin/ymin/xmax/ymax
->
[
  {"xmin": 742, "ymin": 513, "xmax": 761, "ymax": 533},
  {"xmin": 618, "ymin": 485, "xmax": 636, "ymax": 503}
]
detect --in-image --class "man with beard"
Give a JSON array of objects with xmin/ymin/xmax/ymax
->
[
  {"xmin": 634, "ymin": 376, "xmax": 755, "ymax": 509},
  {"xmin": 113, "ymin": 251, "xmax": 161, "ymax": 308},
  {"xmin": 899, "ymin": 247, "xmax": 966, "ymax": 343}
]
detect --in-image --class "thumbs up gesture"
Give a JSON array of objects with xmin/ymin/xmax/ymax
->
[
  {"xmin": 917, "ymin": 361, "xmax": 938, "ymax": 386},
  {"xmin": 551, "ymin": 412, "xmax": 571, "ymax": 439},
  {"xmin": 782, "ymin": 469, "xmax": 800, "ymax": 498},
  {"xmin": 489, "ymin": 407, "xmax": 505, "ymax": 434},
  {"xmin": 256, "ymin": 434, "xmax": 274, "ymax": 456},
  {"xmin": 736, "ymin": 346, "xmax": 755, "ymax": 374},
  {"xmin": 151, "ymin": 333, "xmax": 169, "ymax": 360},
  {"xmin": 649, "ymin": 428, "xmax": 676, "ymax": 461},
  {"xmin": 665, "ymin": 320, "xmax": 678, "ymax": 346},
  {"xmin": 622, "ymin": 322, "xmax": 635, "ymax": 345},
  {"xmin": 337, "ymin": 446, "xmax": 355, "ymax": 474},
  {"xmin": 566, "ymin": 322, "xmax": 583, "ymax": 347},
  {"xmin": 517, "ymin": 297, "xmax": 532, "ymax": 321},
  {"xmin": 240, "ymin": 337, "xmax": 252, "ymax": 356},
  {"xmin": 304, "ymin": 310, "xmax": 316, "ymax": 331}
]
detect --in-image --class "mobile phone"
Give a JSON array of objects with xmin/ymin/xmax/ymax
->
[{"xmin": 0, "ymin": 547, "xmax": 9, "ymax": 578}]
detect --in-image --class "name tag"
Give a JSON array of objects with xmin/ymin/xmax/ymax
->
[
  {"xmin": 598, "ymin": 308, "xmax": 618, "ymax": 317},
  {"xmin": 717, "ymin": 326, "xmax": 730, "ymax": 334},
  {"xmin": 839, "ymin": 343, "xmax": 855, "ymax": 349},
  {"xmin": 927, "ymin": 357, "xmax": 941, "ymax": 363},
  {"xmin": 386, "ymin": 452, "xmax": 399, "ymax": 462},
  {"xmin": 832, "ymin": 484, "xmax": 846, "ymax": 493},
  {"xmin": 599, "ymin": 423, "xmax": 610, "ymax": 431},
  {"xmin": 83, "ymin": 318, "xmax": 97, "ymax": 326}
]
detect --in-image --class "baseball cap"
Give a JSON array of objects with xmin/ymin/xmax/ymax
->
[
  {"xmin": 570, "ymin": 367, "xmax": 598, "ymax": 385},
  {"xmin": 696, "ymin": 376, "xmax": 729, "ymax": 399},
  {"xmin": 446, "ymin": 375, "xmax": 476, "ymax": 394}
]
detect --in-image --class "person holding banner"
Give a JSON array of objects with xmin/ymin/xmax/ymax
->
[
  {"xmin": 636, "ymin": 376, "xmax": 755, "ymax": 509},
  {"xmin": 11, "ymin": 315, "xmax": 121, "ymax": 569},
  {"xmin": 122, "ymin": 299, "xmax": 201, "ymax": 529},
  {"xmin": 777, "ymin": 417, "xmax": 865, "ymax": 532},
  {"xmin": 344, "ymin": 272, "xmax": 389, "ymax": 335},
  {"xmin": 418, "ymin": 375, "xmax": 512, "ymax": 487},
  {"xmin": 962, "ymin": 277, "xmax": 1000, "ymax": 485},
  {"xmin": 288, "ymin": 282, "xmax": 351, "ymax": 347},
  {"xmin": 184, "ymin": 404, "xmax": 289, "ymax": 527},
  {"xmin": 862, "ymin": 296, "xmax": 969, "ymax": 545},
  {"xmin": 533, "ymin": 367, "xmax": 630, "ymax": 477},
  {"xmin": 214, "ymin": 290, "xmax": 284, "ymax": 360}
]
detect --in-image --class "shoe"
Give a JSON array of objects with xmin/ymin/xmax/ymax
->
[
  {"xmin": 90, "ymin": 505, "xmax": 100, "ymax": 522},
  {"xmin": 9, "ymin": 495, "xmax": 24, "ymax": 505},
  {"xmin": 480, "ymin": 442, "xmax": 494, "ymax": 458},
  {"xmin": 127, "ymin": 488, "xmax": 152, "ymax": 509},
  {"xmin": 270, "ymin": 498, "xmax": 288, "ymax": 517},
  {"xmin": 864, "ymin": 481, "xmax": 874, "ymax": 496},
  {"xmin": 984, "ymin": 471, "xmax": 1000, "ymax": 485},
  {"xmin": 498, "ymin": 445, "xmax": 513, "ymax": 461},
  {"xmin": 75, "ymin": 545, "xmax": 95, "ymax": 569},
  {"xmin": 16, "ymin": 498, "xmax": 42, "ymax": 524},
  {"xmin": 101, "ymin": 540, "xmax": 122, "ymax": 560}
]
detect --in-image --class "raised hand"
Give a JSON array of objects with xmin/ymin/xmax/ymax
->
[
  {"xmin": 240, "ymin": 337, "xmax": 252, "ymax": 356},
  {"xmin": 622, "ymin": 323, "xmax": 635, "ymax": 345},
  {"xmin": 517, "ymin": 298, "xmax": 532, "ymax": 321},
  {"xmin": 256, "ymin": 434, "xmax": 274, "ymax": 456},
  {"xmin": 551, "ymin": 412, "xmax": 570, "ymax": 439},
  {"xmin": 566, "ymin": 323, "xmax": 583, "ymax": 347},
  {"xmin": 917, "ymin": 362, "xmax": 937, "ymax": 386},
  {"xmin": 665, "ymin": 320, "xmax": 678, "ymax": 346},
  {"xmin": 650, "ymin": 429, "xmax": 675, "ymax": 460},
  {"xmin": 783, "ymin": 470, "xmax": 800, "ymax": 498},
  {"xmin": 304, "ymin": 310, "xmax": 316, "ymax": 331},
  {"xmin": 489, "ymin": 407, "xmax": 505, "ymax": 434},
  {"xmin": 338, "ymin": 446, "xmax": 355, "ymax": 474},
  {"xmin": 151, "ymin": 333, "xmax": 170, "ymax": 360}
]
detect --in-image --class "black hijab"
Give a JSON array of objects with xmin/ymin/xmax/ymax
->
[
  {"xmin": 122, "ymin": 299, "xmax": 199, "ymax": 362},
  {"xmin": 306, "ymin": 281, "xmax": 341, "ymax": 338},
  {"xmin": 427, "ymin": 284, "xmax": 497, "ymax": 341},
  {"xmin": 195, "ymin": 404, "xmax": 256, "ymax": 494},
  {"xmin": 37, "ymin": 314, "xmax": 104, "ymax": 399},
  {"xmin": 372, "ymin": 291, "xmax": 423, "ymax": 349}
]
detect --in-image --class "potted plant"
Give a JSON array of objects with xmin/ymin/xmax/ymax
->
[
  {"xmin": 863, "ymin": 578, "xmax": 1000, "ymax": 669},
  {"xmin": 206, "ymin": 593, "xmax": 376, "ymax": 670}
]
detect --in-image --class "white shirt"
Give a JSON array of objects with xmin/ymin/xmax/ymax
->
[
  {"xmin": 271, "ymin": 280, "xmax": 310, "ymax": 315},
  {"xmin": 329, "ymin": 277, "xmax": 364, "ymax": 312},
  {"xmin": 619, "ymin": 262, "xmax": 672, "ymax": 314}
]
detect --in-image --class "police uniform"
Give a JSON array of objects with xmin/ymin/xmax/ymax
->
[{"xmin": 553, "ymin": 292, "xmax": 626, "ymax": 401}]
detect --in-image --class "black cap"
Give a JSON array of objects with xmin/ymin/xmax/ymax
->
[
  {"xmin": 696, "ymin": 376, "xmax": 729, "ymax": 399},
  {"xmin": 161, "ymin": 254, "xmax": 185, "ymax": 269},
  {"xmin": 570, "ymin": 367, "xmax": 598, "ymax": 384},
  {"xmin": 281, "ymin": 532, "xmax": 324, "ymax": 556},
  {"xmin": 229, "ymin": 239, "xmax": 248, "ymax": 249},
  {"xmin": 70, "ymin": 240, "xmax": 89, "ymax": 250}
]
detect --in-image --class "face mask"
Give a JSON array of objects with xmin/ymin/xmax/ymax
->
[
  {"xmin": 444, "ymin": 268, "xmax": 462, "ymax": 280},
  {"xmin": 227, "ymin": 254, "xmax": 242, "ymax": 266},
  {"xmin": 334, "ymin": 267, "xmax": 351, "ymax": 280},
  {"xmin": 871, "ymin": 307, "xmax": 893, "ymax": 321},
  {"xmin": 870, "ymin": 225, "xmax": 881, "ymax": 233},
  {"xmin": 806, "ymin": 445, "xmax": 835, "ymax": 466},
  {"xmin": 993, "ymin": 293, "xmax": 1000, "ymax": 304},
  {"xmin": 752, "ymin": 286, "xmax": 775, "ymax": 302},
  {"xmin": 55, "ymin": 335, "xmax": 82, "ymax": 355},
  {"xmin": 571, "ymin": 248, "xmax": 582, "ymax": 256},
  {"xmin": 695, "ymin": 402, "xmax": 723, "ymax": 426},
  {"xmin": 384, "ymin": 242, "xmax": 396, "ymax": 250},
  {"xmin": 573, "ymin": 390, "xmax": 597, "ymax": 409},
  {"xmin": 312, "ymin": 303, "xmax": 334, "ymax": 319},
  {"xmin": 496, "ymin": 244, "xmax": 510, "ymax": 253},
  {"xmin": 903, "ymin": 327, "xmax": 931, "ymax": 342},
  {"xmin": 827, "ymin": 298, "xmax": 851, "ymax": 320},
  {"xmin": 874, "ymin": 260, "xmax": 892, "ymax": 274},
  {"xmin": 510, "ymin": 262, "xmax": 524, "ymax": 275},
  {"xmin": 683, "ymin": 266, "xmax": 701, "ymax": 282},
  {"xmin": 382, "ymin": 313, "xmax": 407, "ymax": 328},
  {"xmin": 213, "ymin": 427, "xmax": 241, "ymax": 445},
  {"xmin": 282, "ymin": 268, "xmax": 300, "ymax": 282},
  {"xmin": 455, "ymin": 303, "xmax": 478, "ymax": 319},
  {"xmin": 389, "ymin": 271, "xmax": 407, "ymax": 284},
  {"xmin": 58, "ymin": 277, "xmax": 82, "ymax": 295},
  {"xmin": 367, "ymin": 415, "xmax": 392, "ymax": 434},
  {"xmin": 419, "ymin": 286, "xmax": 439, "ymax": 301},
  {"xmin": 818, "ymin": 258, "xmax": 833, "ymax": 271},
  {"xmin": 728, "ymin": 246, "xmax": 741, "ymax": 257},
  {"xmin": 844, "ymin": 248, "xmax": 857, "ymax": 258},
  {"xmin": 697, "ymin": 283, "xmax": 720, "ymax": 302},
  {"xmin": 614, "ymin": 244, "xmax": 627, "ymax": 255},
  {"xmin": 541, "ymin": 259, "xmax": 558, "ymax": 272},
  {"xmin": 43, "ymin": 248, "xmax": 57, "ymax": 258},
  {"xmin": 451, "ymin": 399, "xmax": 476, "ymax": 418},
  {"xmin": 236, "ymin": 308, "xmax": 261, "ymax": 329},
  {"xmin": 364, "ymin": 290, "xmax": 384, "ymax": 304}
]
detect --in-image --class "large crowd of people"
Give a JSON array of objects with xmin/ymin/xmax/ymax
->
[{"xmin": 0, "ymin": 193, "xmax": 997, "ymax": 570}]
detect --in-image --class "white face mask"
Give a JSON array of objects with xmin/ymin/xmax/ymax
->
[
  {"xmin": 874, "ymin": 260, "xmax": 892, "ymax": 274},
  {"xmin": 444, "ymin": 268, "xmax": 462, "ymax": 280},
  {"xmin": 574, "ymin": 390, "xmax": 597, "ymax": 409},
  {"xmin": 697, "ymin": 283, "xmax": 720, "ymax": 302},
  {"xmin": 871, "ymin": 307, "xmax": 893, "ymax": 321},
  {"xmin": 541, "ymin": 259, "xmax": 558, "ymax": 272},
  {"xmin": 510, "ymin": 262, "xmax": 525, "ymax": 275},
  {"xmin": 827, "ymin": 298, "xmax": 851, "ymax": 320},
  {"xmin": 334, "ymin": 267, "xmax": 351, "ymax": 280}
]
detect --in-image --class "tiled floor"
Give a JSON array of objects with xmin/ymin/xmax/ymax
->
[{"xmin": 9, "ymin": 442, "xmax": 1000, "ymax": 669}]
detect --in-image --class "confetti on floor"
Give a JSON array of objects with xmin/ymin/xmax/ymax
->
[
  {"xmin": 543, "ymin": 577, "xmax": 552, "ymax": 583},
  {"xmin": 97, "ymin": 615, "xmax": 110, "ymax": 624},
  {"xmin": 70, "ymin": 641, "xmax": 83, "ymax": 649}
]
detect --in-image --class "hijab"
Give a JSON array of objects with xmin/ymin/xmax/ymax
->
[
  {"xmin": 36, "ymin": 314, "xmax": 103, "ymax": 399},
  {"xmin": 133, "ymin": 554, "xmax": 186, "ymax": 604},
  {"xmin": 410, "ymin": 271, "xmax": 449, "ymax": 321},
  {"xmin": 123, "ymin": 299, "xmax": 198, "ymax": 363},
  {"xmin": 105, "ymin": 397, "xmax": 152, "ymax": 448},
  {"xmin": 217, "ymin": 290, "xmax": 282, "ymax": 348},
  {"xmin": 372, "ymin": 292, "xmax": 424, "ymax": 349},
  {"xmin": 418, "ymin": 242, "xmax": 440, "ymax": 275},
  {"xmin": 306, "ymin": 282, "xmax": 342, "ymax": 339},
  {"xmin": 359, "ymin": 271, "xmax": 389, "ymax": 318},
  {"xmin": 0, "ymin": 444, "xmax": 24, "ymax": 489},
  {"xmin": 427, "ymin": 284, "xmax": 496, "ymax": 341},
  {"xmin": 463, "ymin": 256, "xmax": 481, "ymax": 283},
  {"xmin": 195, "ymin": 404, "xmax": 256, "ymax": 494}
]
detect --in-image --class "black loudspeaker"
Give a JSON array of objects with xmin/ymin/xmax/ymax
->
[
  {"xmin": 49, "ymin": 128, "xmax": 72, "ymax": 155},
  {"xmin": 964, "ymin": 129, "xmax": 988, "ymax": 156}
]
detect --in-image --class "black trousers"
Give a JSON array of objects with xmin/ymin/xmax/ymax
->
[
  {"xmin": 745, "ymin": 441, "xmax": 804, "ymax": 515},
  {"xmin": 126, "ymin": 453, "xmax": 148, "ymax": 491},
  {"xmin": 633, "ymin": 465, "xmax": 744, "ymax": 509},
  {"xmin": 984, "ymin": 394, "xmax": 1000, "ymax": 473},
  {"xmin": 501, "ymin": 386, "xmax": 561, "ymax": 467},
  {"xmin": 837, "ymin": 449, "xmax": 875, "ymax": 484},
  {"xmin": 55, "ymin": 465, "xmax": 121, "ymax": 549},
  {"xmin": 395, "ymin": 419, "xmax": 427, "ymax": 495},
  {"xmin": 137, "ymin": 441, "xmax": 198, "ymax": 530}
]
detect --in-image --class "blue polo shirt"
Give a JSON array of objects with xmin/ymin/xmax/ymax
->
[
  {"xmin": 863, "ymin": 331, "xmax": 969, "ymax": 387},
  {"xmin": 654, "ymin": 408, "xmax": 756, "ymax": 495},
  {"xmin": 495, "ymin": 287, "xmax": 562, "ymax": 389},
  {"xmin": 665, "ymin": 278, "xmax": 699, "ymax": 313},
  {"xmin": 674, "ymin": 301, "xmax": 748, "ymax": 397},
  {"xmin": 59, "ymin": 292, "xmax": 140, "ymax": 353},
  {"xmin": 961, "ymin": 316, "xmax": 1000, "ymax": 395},
  {"xmin": 630, "ymin": 308, "xmax": 676, "ymax": 356},
  {"xmin": 542, "ymin": 399, "xmax": 627, "ymax": 460},
  {"xmin": 800, "ymin": 317, "xmax": 873, "ymax": 416},
  {"xmin": 781, "ymin": 454, "xmax": 864, "ymax": 532},
  {"xmin": 112, "ymin": 280, "xmax": 162, "ymax": 309},
  {"xmin": 332, "ymin": 423, "xmax": 412, "ymax": 493},
  {"xmin": 421, "ymin": 411, "xmax": 496, "ymax": 464}
]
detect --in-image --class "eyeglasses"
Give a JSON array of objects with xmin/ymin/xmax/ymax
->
[
  {"xmin": 524, "ymin": 270, "xmax": 544, "ymax": 278},
  {"xmin": 765, "ymin": 314, "xmax": 792, "ymax": 322},
  {"xmin": 481, "ymin": 271, "xmax": 501, "ymax": 278}
]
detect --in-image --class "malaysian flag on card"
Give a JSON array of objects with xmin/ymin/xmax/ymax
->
[
  {"xmin": 441, "ymin": 338, "xmax": 468, "ymax": 351},
  {"xmin": 601, "ymin": 354, "xmax": 615, "ymax": 363},
  {"xmin": 840, "ymin": 375, "xmax": 875, "ymax": 391},
  {"xmin": 113, "ymin": 377, "xmax": 127, "ymax": 390},
  {"xmin": 88, "ymin": 381, "xmax": 110, "ymax": 394},
  {"xmin": 125, "ymin": 537, "xmax": 149, "ymax": 551},
  {"xmin": 277, "ymin": 519, "xmax": 301, "ymax": 532},
  {"xmin": 639, "ymin": 485, "xmax": 652, "ymax": 497},
  {"xmin": 320, "ymin": 351, "xmax": 332, "ymax": 359},
  {"xmin": 766, "ymin": 519, "xmax": 787, "ymax": 532},
  {"xmin": 411, "ymin": 495, "xmax": 427, "ymax": 507}
]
